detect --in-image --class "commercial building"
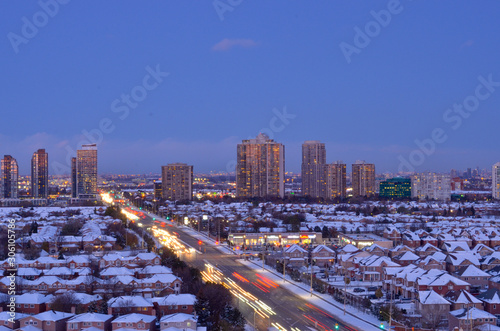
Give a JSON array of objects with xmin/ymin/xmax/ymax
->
[
  {"xmin": 1, "ymin": 155, "xmax": 19, "ymax": 199},
  {"xmin": 72, "ymin": 144, "xmax": 98, "ymax": 199},
  {"xmin": 31, "ymin": 149, "xmax": 48, "ymax": 198},
  {"xmin": 236, "ymin": 133, "xmax": 285, "ymax": 198},
  {"xmin": 379, "ymin": 177, "xmax": 411, "ymax": 199},
  {"xmin": 351, "ymin": 160, "xmax": 375, "ymax": 197},
  {"xmin": 411, "ymin": 172, "xmax": 451, "ymax": 201},
  {"xmin": 339, "ymin": 233, "xmax": 393, "ymax": 249},
  {"xmin": 161, "ymin": 163, "xmax": 193, "ymax": 201},
  {"xmin": 301, "ymin": 141, "xmax": 326, "ymax": 198},
  {"xmin": 324, "ymin": 161, "xmax": 347, "ymax": 199},
  {"xmin": 493, "ymin": 162, "xmax": 500, "ymax": 200},
  {"xmin": 228, "ymin": 232, "xmax": 322, "ymax": 247}
]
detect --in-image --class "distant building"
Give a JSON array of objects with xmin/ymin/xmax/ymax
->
[
  {"xmin": 493, "ymin": 162, "xmax": 500, "ymax": 200},
  {"xmin": 154, "ymin": 180, "xmax": 162, "ymax": 199},
  {"xmin": 301, "ymin": 141, "xmax": 326, "ymax": 198},
  {"xmin": 1, "ymin": 155, "xmax": 19, "ymax": 199},
  {"xmin": 379, "ymin": 177, "xmax": 411, "ymax": 198},
  {"xmin": 161, "ymin": 163, "xmax": 193, "ymax": 201},
  {"xmin": 71, "ymin": 157, "xmax": 77, "ymax": 198},
  {"xmin": 451, "ymin": 177, "xmax": 465, "ymax": 191},
  {"xmin": 236, "ymin": 133, "xmax": 285, "ymax": 198},
  {"xmin": 31, "ymin": 149, "xmax": 48, "ymax": 198},
  {"xmin": 324, "ymin": 161, "xmax": 346, "ymax": 199},
  {"xmin": 72, "ymin": 144, "xmax": 98, "ymax": 199},
  {"xmin": 351, "ymin": 160, "xmax": 375, "ymax": 197},
  {"xmin": 411, "ymin": 172, "xmax": 451, "ymax": 201}
]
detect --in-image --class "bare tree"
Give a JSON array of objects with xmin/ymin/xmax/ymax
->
[
  {"xmin": 422, "ymin": 305, "xmax": 448, "ymax": 330},
  {"xmin": 49, "ymin": 292, "xmax": 82, "ymax": 313}
]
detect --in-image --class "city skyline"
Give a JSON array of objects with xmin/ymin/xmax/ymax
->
[
  {"xmin": 1, "ymin": 142, "xmax": 497, "ymax": 178},
  {"xmin": 1, "ymin": 2, "xmax": 500, "ymax": 174}
]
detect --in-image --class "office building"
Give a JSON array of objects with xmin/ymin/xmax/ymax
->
[
  {"xmin": 411, "ymin": 172, "xmax": 451, "ymax": 201},
  {"xmin": 31, "ymin": 149, "xmax": 48, "ymax": 198},
  {"xmin": 379, "ymin": 177, "xmax": 411, "ymax": 198},
  {"xmin": 324, "ymin": 161, "xmax": 346, "ymax": 199},
  {"xmin": 351, "ymin": 160, "xmax": 375, "ymax": 197},
  {"xmin": 72, "ymin": 144, "xmax": 98, "ymax": 199},
  {"xmin": 1, "ymin": 155, "xmax": 19, "ymax": 199},
  {"xmin": 161, "ymin": 163, "xmax": 193, "ymax": 201},
  {"xmin": 236, "ymin": 133, "xmax": 285, "ymax": 198},
  {"xmin": 301, "ymin": 141, "xmax": 326, "ymax": 198},
  {"xmin": 493, "ymin": 162, "xmax": 500, "ymax": 200}
]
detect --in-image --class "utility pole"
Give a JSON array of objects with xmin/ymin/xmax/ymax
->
[
  {"xmin": 310, "ymin": 263, "xmax": 313, "ymax": 297},
  {"xmin": 262, "ymin": 251, "xmax": 265, "ymax": 270},
  {"xmin": 389, "ymin": 278, "xmax": 393, "ymax": 330},
  {"xmin": 469, "ymin": 303, "xmax": 473, "ymax": 331},
  {"xmin": 344, "ymin": 276, "xmax": 350, "ymax": 315},
  {"xmin": 283, "ymin": 259, "xmax": 286, "ymax": 283}
]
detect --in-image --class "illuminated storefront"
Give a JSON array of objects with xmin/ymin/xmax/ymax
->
[{"xmin": 228, "ymin": 232, "xmax": 322, "ymax": 247}]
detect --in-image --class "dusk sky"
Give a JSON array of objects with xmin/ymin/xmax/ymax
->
[{"xmin": 1, "ymin": 1, "xmax": 499, "ymax": 175}]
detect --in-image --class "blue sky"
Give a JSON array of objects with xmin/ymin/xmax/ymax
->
[{"xmin": 1, "ymin": 1, "xmax": 499, "ymax": 175}]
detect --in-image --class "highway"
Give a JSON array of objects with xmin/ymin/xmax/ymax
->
[{"xmin": 108, "ymin": 196, "xmax": 377, "ymax": 331}]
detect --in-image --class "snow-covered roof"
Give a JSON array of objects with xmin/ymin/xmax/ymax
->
[
  {"xmin": 418, "ymin": 290, "xmax": 450, "ymax": 305},
  {"xmin": 450, "ymin": 307, "xmax": 496, "ymax": 320},
  {"xmin": 68, "ymin": 313, "xmax": 112, "ymax": 323},
  {"xmin": 151, "ymin": 294, "xmax": 196, "ymax": 306},
  {"xmin": 456, "ymin": 265, "xmax": 490, "ymax": 278},
  {"xmin": 160, "ymin": 313, "xmax": 196, "ymax": 323},
  {"xmin": 108, "ymin": 296, "xmax": 153, "ymax": 308},
  {"xmin": 112, "ymin": 313, "xmax": 156, "ymax": 323}
]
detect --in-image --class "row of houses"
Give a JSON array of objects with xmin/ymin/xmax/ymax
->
[
  {"xmin": 384, "ymin": 226, "xmax": 500, "ymax": 249},
  {"xmin": 2, "ymin": 292, "xmax": 196, "ymax": 318},
  {"xmin": 1, "ymin": 310, "xmax": 202, "ymax": 331},
  {"xmin": 0, "ymin": 252, "xmax": 161, "ymax": 272}
]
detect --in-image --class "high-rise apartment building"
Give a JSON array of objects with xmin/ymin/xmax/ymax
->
[
  {"xmin": 236, "ymin": 133, "xmax": 285, "ymax": 198},
  {"xmin": 1, "ymin": 155, "xmax": 19, "ymax": 199},
  {"xmin": 161, "ymin": 163, "xmax": 193, "ymax": 201},
  {"xmin": 154, "ymin": 180, "xmax": 162, "ymax": 199},
  {"xmin": 411, "ymin": 172, "xmax": 451, "ymax": 201},
  {"xmin": 493, "ymin": 162, "xmax": 500, "ymax": 200},
  {"xmin": 301, "ymin": 141, "xmax": 326, "ymax": 198},
  {"xmin": 324, "ymin": 161, "xmax": 346, "ymax": 199},
  {"xmin": 71, "ymin": 157, "xmax": 77, "ymax": 198},
  {"xmin": 351, "ymin": 160, "xmax": 375, "ymax": 197},
  {"xmin": 72, "ymin": 144, "xmax": 98, "ymax": 199},
  {"xmin": 31, "ymin": 149, "xmax": 48, "ymax": 198}
]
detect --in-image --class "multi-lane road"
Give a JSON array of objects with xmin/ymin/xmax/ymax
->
[{"xmin": 112, "ymin": 199, "xmax": 378, "ymax": 331}]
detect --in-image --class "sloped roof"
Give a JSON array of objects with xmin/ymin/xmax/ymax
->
[
  {"xmin": 456, "ymin": 265, "xmax": 490, "ymax": 278},
  {"xmin": 418, "ymin": 290, "xmax": 450, "ymax": 305}
]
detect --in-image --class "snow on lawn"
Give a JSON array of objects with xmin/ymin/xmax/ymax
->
[
  {"xmin": 0, "ymin": 206, "xmax": 98, "ymax": 219},
  {"xmin": 238, "ymin": 259, "xmax": 382, "ymax": 331}
]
